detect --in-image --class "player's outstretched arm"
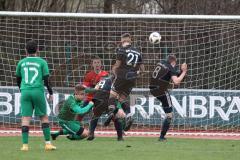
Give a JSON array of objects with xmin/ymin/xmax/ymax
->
[
  {"xmin": 171, "ymin": 63, "xmax": 187, "ymax": 85},
  {"xmin": 84, "ymin": 87, "xmax": 98, "ymax": 93},
  {"xmin": 71, "ymin": 101, "xmax": 94, "ymax": 115}
]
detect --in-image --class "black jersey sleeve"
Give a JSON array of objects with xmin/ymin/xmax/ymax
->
[
  {"xmin": 116, "ymin": 48, "xmax": 126, "ymax": 62},
  {"xmin": 43, "ymin": 75, "xmax": 53, "ymax": 95}
]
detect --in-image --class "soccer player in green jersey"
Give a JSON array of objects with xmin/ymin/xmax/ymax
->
[
  {"xmin": 16, "ymin": 40, "xmax": 56, "ymax": 151},
  {"xmin": 51, "ymin": 84, "xmax": 94, "ymax": 141}
]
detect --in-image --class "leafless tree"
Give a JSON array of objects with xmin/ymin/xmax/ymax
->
[{"xmin": 1, "ymin": 0, "xmax": 240, "ymax": 14}]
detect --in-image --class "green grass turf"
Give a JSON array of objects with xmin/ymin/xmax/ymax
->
[{"xmin": 0, "ymin": 136, "xmax": 239, "ymax": 160}]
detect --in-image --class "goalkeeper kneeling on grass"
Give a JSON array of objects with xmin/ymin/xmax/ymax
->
[{"xmin": 51, "ymin": 84, "xmax": 94, "ymax": 141}]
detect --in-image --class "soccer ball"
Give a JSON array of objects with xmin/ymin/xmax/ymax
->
[{"xmin": 149, "ymin": 32, "xmax": 161, "ymax": 44}]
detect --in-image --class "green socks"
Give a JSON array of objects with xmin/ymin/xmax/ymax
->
[
  {"xmin": 42, "ymin": 123, "xmax": 51, "ymax": 141},
  {"xmin": 21, "ymin": 126, "xmax": 29, "ymax": 144}
]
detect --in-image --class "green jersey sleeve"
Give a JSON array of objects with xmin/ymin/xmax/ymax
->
[
  {"xmin": 71, "ymin": 101, "xmax": 94, "ymax": 115},
  {"xmin": 84, "ymin": 87, "xmax": 97, "ymax": 93},
  {"xmin": 42, "ymin": 59, "xmax": 49, "ymax": 76}
]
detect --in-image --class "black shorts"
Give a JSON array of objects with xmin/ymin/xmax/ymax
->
[
  {"xmin": 149, "ymin": 78, "xmax": 171, "ymax": 96},
  {"xmin": 149, "ymin": 85, "xmax": 168, "ymax": 97},
  {"xmin": 111, "ymin": 77, "xmax": 136, "ymax": 97},
  {"xmin": 149, "ymin": 86, "xmax": 173, "ymax": 113},
  {"xmin": 111, "ymin": 69, "xmax": 137, "ymax": 96},
  {"xmin": 92, "ymin": 93, "xmax": 109, "ymax": 117}
]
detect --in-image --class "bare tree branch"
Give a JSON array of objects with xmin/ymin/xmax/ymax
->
[
  {"xmin": 75, "ymin": 0, "xmax": 82, "ymax": 13},
  {"xmin": 35, "ymin": 0, "xmax": 44, "ymax": 11},
  {"xmin": 70, "ymin": 0, "xmax": 74, "ymax": 12},
  {"xmin": 104, "ymin": 0, "xmax": 112, "ymax": 13},
  {"xmin": 1, "ymin": 0, "xmax": 240, "ymax": 15},
  {"xmin": 167, "ymin": 0, "xmax": 179, "ymax": 14},
  {"xmin": 0, "ymin": 0, "xmax": 6, "ymax": 10},
  {"xmin": 154, "ymin": 0, "xmax": 167, "ymax": 14},
  {"xmin": 46, "ymin": 0, "xmax": 56, "ymax": 12}
]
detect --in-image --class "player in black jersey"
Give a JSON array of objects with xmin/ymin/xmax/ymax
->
[
  {"xmin": 87, "ymin": 73, "xmax": 112, "ymax": 140},
  {"xmin": 104, "ymin": 33, "xmax": 145, "ymax": 134},
  {"xmin": 110, "ymin": 33, "xmax": 144, "ymax": 125},
  {"xmin": 87, "ymin": 73, "xmax": 133, "ymax": 141},
  {"xmin": 149, "ymin": 55, "xmax": 187, "ymax": 141}
]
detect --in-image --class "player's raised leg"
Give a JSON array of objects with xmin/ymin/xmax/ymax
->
[
  {"xmin": 121, "ymin": 101, "xmax": 134, "ymax": 132},
  {"xmin": 104, "ymin": 91, "xmax": 119, "ymax": 126}
]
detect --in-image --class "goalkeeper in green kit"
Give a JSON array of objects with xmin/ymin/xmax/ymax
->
[
  {"xmin": 16, "ymin": 40, "xmax": 56, "ymax": 151},
  {"xmin": 51, "ymin": 84, "xmax": 94, "ymax": 141}
]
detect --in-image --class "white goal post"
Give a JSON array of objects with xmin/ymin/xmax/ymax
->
[{"xmin": 0, "ymin": 12, "xmax": 240, "ymax": 138}]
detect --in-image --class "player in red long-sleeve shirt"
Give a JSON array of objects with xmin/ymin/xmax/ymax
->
[{"xmin": 76, "ymin": 56, "xmax": 108, "ymax": 122}]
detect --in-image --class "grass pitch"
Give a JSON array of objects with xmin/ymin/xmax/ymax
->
[{"xmin": 0, "ymin": 136, "xmax": 239, "ymax": 160}]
